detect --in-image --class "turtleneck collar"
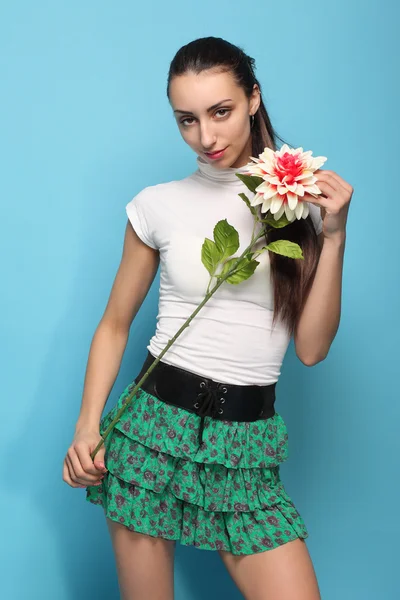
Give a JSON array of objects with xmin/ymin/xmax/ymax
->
[{"xmin": 195, "ymin": 155, "xmax": 251, "ymax": 185}]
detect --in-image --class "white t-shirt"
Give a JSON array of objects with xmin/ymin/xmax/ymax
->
[{"xmin": 126, "ymin": 156, "xmax": 323, "ymax": 385}]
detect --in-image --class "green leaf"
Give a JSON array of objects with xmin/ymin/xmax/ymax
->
[
  {"xmin": 201, "ymin": 238, "xmax": 222, "ymax": 275},
  {"xmin": 226, "ymin": 259, "xmax": 260, "ymax": 284},
  {"xmin": 238, "ymin": 193, "xmax": 257, "ymax": 216},
  {"xmin": 213, "ymin": 219, "xmax": 240, "ymax": 261},
  {"xmin": 264, "ymin": 240, "xmax": 304, "ymax": 259},
  {"xmin": 260, "ymin": 214, "xmax": 291, "ymax": 228},
  {"xmin": 235, "ymin": 173, "xmax": 264, "ymax": 194},
  {"xmin": 217, "ymin": 257, "xmax": 260, "ymax": 284}
]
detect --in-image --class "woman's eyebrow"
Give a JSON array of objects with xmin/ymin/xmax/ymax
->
[{"xmin": 174, "ymin": 99, "xmax": 233, "ymax": 115}]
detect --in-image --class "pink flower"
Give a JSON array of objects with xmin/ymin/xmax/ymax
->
[{"xmin": 246, "ymin": 144, "xmax": 327, "ymax": 222}]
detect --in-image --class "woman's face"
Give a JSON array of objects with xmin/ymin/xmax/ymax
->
[{"xmin": 169, "ymin": 69, "xmax": 260, "ymax": 169}]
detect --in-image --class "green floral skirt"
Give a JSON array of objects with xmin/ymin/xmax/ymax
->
[{"xmin": 86, "ymin": 379, "xmax": 308, "ymax": 555}]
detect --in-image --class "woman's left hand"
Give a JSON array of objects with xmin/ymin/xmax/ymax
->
[{"xmin": 307, "ymin": 170, "xmax": 354, "ymax": 239}]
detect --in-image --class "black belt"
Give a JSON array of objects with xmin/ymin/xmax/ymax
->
[{"xmin": 134, "ymin": 351, "xmax": 277, "ymax": 446}]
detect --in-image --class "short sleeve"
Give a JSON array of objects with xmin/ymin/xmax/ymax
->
[
  {"xmin": 307, "ymin": 202, "xmax": 323, "ymax": 235},
  {"xmin": 126, "ymin": 188, "xmax": 158, "ymax": 250}
]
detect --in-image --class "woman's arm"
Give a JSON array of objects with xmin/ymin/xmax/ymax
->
[
  {"xmin": 294, "ymin": 231, "xmax": 346, "ymax": 366},
  {"xmin": 74, "ymin": 221, "xmax": 160, "ymax": 434},
  {"xmin": 293, "ymin": 166, "xmax": 353, "ymax": 366}
]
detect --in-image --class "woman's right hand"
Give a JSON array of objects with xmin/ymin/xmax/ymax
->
[{"xmin": 62, "ymin": 429, "xmax": 108, "ymax": 489}]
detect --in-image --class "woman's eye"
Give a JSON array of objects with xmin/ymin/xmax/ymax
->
[
  {"xmin": 180, "ymin": 109, "xmax": 231, "ymax": 127},
  {"xmin": 181, "ymin": 117, "xmax": 195, "ymax": 126},
  {"xmin": 215, "ymin": 108, "xmax": 230, "ymax": 118}
]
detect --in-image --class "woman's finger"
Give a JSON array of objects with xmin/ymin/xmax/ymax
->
[
  {"xmin": 316, "ymin": 169, "xmax": 353, "ymax": 194},
  {"xmin": 63, "ymin": 459, "xmax": 86, "ymax": 488},
  {"xmin": 65, "ymin": 453, "xmax": 85, "ymax": 485},
  {"xmin": 314, "ymin": 179, "xmax": 337, "ymax": 200},
  {"xmin": 66, "ymin": 449, "xmax": 102, "ymax": 485},
  {"xmin": 74, "ymin": 441, "xmax": 105, "ymax": 478},
  {"xmin": 66, "ymin": 454, "xmax": 103, "ymax": 487}
]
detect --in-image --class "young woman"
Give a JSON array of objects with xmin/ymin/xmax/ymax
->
[{"xmin": 63, "ymin": 37, "xmax": 352, "ymax": 600}]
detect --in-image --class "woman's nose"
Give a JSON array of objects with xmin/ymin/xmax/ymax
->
[{"xmin": 199, "ymin": 122, "xmax": 217, "ymax": 149}]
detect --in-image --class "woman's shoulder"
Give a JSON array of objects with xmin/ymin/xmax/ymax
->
[
  {"xmin": 125, "ymin": 174, "xmax": 197, "ymax": 249},
  {"xmin": 147, "ymin": 171, "xmax": 196, "ymax": 192},
  {"xmin": 130, "ymin": 172, "xmax": 196, "ymax": 205}
]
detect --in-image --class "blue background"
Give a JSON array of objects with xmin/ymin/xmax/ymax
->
[{"xmin": 1, "ymin": 1, "xmax": 398, "ymax": 598}]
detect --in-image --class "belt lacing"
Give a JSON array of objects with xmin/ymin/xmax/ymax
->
[{"xmin": 194, "ymin": 380, "xmax": 227, "ymax": 445}]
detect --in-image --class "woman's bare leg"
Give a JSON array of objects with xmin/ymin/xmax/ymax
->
[
  {"xmin": 219, "ymin": 538, "xmax": 321, "ymax": 600},
  {"xmin": 106, "ymin": 518, "xmax": 176, "ymax": 600}
]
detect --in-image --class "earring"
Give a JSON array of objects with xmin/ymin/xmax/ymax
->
[{"xmin": 250, "ymin": 114, "xmax": 255, "ymax": 129}]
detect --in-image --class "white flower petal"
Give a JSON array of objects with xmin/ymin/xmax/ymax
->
[
  {"xmin": 311, "ymin": 156, "xmax": 328, "ymax": 170},
  {"xmin": 296, "ymin": 170, "xmax": 314, "ymax": 181},
  {"xmin": 301, "ymin": 180, "xmax": 318, "ymax": 190},
  {"xmin": 250, "ymin": 193, "xmax": 264, "ymax": 206},
  {"xmin": 302, "ymin": 202, "xmax": 310, "ymax": 219},
  {"xmin": 247, "ymin": 165, "xmax": 264, "ymax": 176},
  {"xmin": 305, "ymin": 184, "xmax": 322, "ymax": 195},
  {"xmin": 255, "ymin": 182, "xmax": 270, "ymax": 193},
  {"xmin": 262, "ymin": 186, "xmax": 279, "ymax": 200},
  {"xmin": 266, "ymin": 175, "xmax": 281, "ymax": 185},
  {"xmin": 270, "ymin": 195, "xmax": 284, "ymax": 214},
  {"xmin": 277, "ymin": 143, "xmax": 290, "ymax": 156},
  {"xmin": 295, "ymin": 202, "xmax": 304, "ymax": 219},
  {"xmin": 284, "ymin": 206, "xmax": 295, "ymax": 221},
  {"xmin": 258, "ymin": 161, "xmax": 274, "ymax": 174},
  {"xmin": 259, "ymin": 148, "xmax": 275, "ymax": 160},
  {"xmin": 275, "ymin": 204, "xmax": 286, "ymax": 220},
  {"xmin": 287, "ymin": 192, "xmax": 298, "ymax": 210},
  {"xmin": 261, "ymin": 197, "xmax": 272, "ymax": 213}
]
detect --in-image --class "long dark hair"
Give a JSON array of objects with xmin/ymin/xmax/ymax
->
[{"xmin": 167, "ymin": 37, "xmax": 321, "ymax": 336}]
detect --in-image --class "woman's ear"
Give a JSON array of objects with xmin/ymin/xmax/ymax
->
[{"xmin": 250, "ymin": 84, "xmax": 261, "ymax": 115}]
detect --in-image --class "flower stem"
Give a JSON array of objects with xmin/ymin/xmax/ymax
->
[{"xmin": 90, "ymin": 227, "xmax": 267, "ymax": 461}]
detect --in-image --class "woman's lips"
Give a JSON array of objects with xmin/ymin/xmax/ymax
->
[{"xmin": 205, "ymin": 147, "xmax": 227, "ymax": 160}]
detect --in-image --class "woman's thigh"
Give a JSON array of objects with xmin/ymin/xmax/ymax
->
[
  {"xmin": 219, "ymin": 538, "xmax": 321, "ymax": 600},
  {"xmin": 106, "ymin": 518, "xmax": 176, "ymax": 600}
]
